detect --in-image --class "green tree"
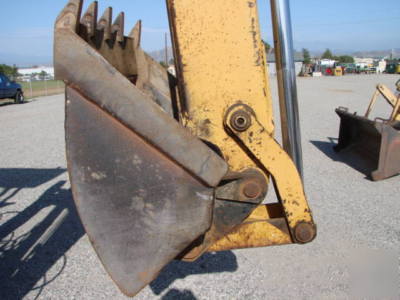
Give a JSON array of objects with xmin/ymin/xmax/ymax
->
[
  {"xmin": 302, "ymin": 48, "xmax": 311, "ymax": 64},
  {"xmin": 0, "ymin": 64, "xmax": 17, "ymax": 79},
  {"xmin": 337, "ymin": 55, "xmax": 354, "ymax": 63},
  {"xmin": 159, "ymin": 61, "xmax": 168, "ymax": 69},
  {"xmin": 11, "ymin": 64, "xmax": 20, "ymax": 79},
  {"xmin": 262, "ymin": 40, "xmax": 271, "ymax": 54},
  {"xmin": 321, "ymin": 49, "xmax": 334, "ymax": 59},
  {"xmin": 39, "ymin": 70, "xmax": 48, "ymax": 80}
]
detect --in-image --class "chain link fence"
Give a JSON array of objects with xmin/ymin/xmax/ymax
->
[{"xmin": 19, "ymin": 79, "xmax": 65, "ymax": 100}]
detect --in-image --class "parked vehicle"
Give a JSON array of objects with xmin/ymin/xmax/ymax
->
[
  {"xmin": 339, "ymin": 63, "xmax": 357, "ymax": 74},
  {"xmin": 386, "ymin": 63, "xmax": 400, "ymax": 74},
  {"xmin": 0, "ymin": 73, "xmax": 24, "ymax": 104}
]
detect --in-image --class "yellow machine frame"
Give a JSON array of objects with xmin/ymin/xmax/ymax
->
[{"xmin": 167, "ymin": 0, "xmax": 315, "ymax": 259}]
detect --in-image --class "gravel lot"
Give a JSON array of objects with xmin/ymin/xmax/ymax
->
[{"xmin": 1, "ymin": 74, "xmax": 399, "ymax": 299}]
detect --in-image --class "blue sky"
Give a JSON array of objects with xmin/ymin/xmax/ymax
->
[{"xmin": 0, "ymin": 0, "xmax": 399, "ymax": 66}]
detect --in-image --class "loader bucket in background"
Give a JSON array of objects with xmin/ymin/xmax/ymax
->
[{"xmin": 334, "ymin": 108, "xmax": 400, "ymax": 181}]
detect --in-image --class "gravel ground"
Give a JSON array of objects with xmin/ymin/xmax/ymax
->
[{"xmin": 1, "ymin": 74, "xmax": 399, "ymax": 300}]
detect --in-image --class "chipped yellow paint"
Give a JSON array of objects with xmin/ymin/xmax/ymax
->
[
  {"xmin": 209, "ymin": 205, "xmax": 291, "ymax": 251},
  {"xmin": 167, "ymin": 0, "xmax": 279, "ymax": 255},
  {"xmin": 225, "ymin": 105, "xmax": 315, "ymax": 233},
  {"xmin": 208, "ymin": 219, "xmax": 291, "ymax": 251},
  {"xmin": 167, "ymin": 0, "xmax": 313, "ymax": 253},
  {"xmin": 167, "ymin": 0, "xmax": 274, "ymax": 172}
]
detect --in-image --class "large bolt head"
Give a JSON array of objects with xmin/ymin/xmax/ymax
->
[
  {"xmin": 243, "ymin": 181, "xmax": 262, "ymax": 199},
  {"xmin": 294, "ymin": 222, "xmax": 316, "ymax": 244},
  {"xmin": 230, "ymin": 110, "xmax": 251, "ymax": 132}
]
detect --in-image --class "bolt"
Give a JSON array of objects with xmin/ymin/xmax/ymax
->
[
  {"xmin": 294, "ymin": 222, "xmax": 316, "ymax": 244},
  {"xmin": 230, "ymin": 110, "xmax": 251, "ymax": 132},
  {"xmin": 243, "ymin": 181, "xmax": 262, "ymax": 199}
]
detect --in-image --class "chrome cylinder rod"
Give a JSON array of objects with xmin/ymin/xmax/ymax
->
[{"xmin": 270, "ymin": 0, "xmax": 303, "ymax": 178}]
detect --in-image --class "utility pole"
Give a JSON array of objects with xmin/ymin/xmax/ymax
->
[
  {"xmin": 29, "ymin": 78, "xmax": 33, "ymax": 99},
  {"xmin": 165, "ymin": 32, "xmax": 169, "ymax": 67}
]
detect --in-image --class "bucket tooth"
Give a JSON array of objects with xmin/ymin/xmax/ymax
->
[
  {"xmin": 129, "ymin": 20, "xmax": 142, "ymax": 48},
  {"xmin": 81, "ymin": 1, "xmax": 98, "ymax": 38},
  {"xmin": 98, "ymin": 6, "xmax": 112, "ymax": 40},
  {"xmin": 55, "ymin": 0, "xmax": 83, "ymax": 31},
  {"xmin": 112, "ymin": 12, "xmax": 125, "ymax": 43}
]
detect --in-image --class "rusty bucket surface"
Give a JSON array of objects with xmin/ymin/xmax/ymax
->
[{"xmin": 335, "ymin": 108, "xmax": 400, "ymax": 181}]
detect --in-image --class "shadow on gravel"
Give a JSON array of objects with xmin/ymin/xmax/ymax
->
[
  {"xmin": 150, "ymin": 250, "xmax": 238, "ymax": 298},
  {"xmin": 161, "ymin": 289, "xmax": 197, "ymax": 300},
  {"xmin": 0, "ymin": 168, "xmax": 84, "ymax": 300},
  {"xmin": 310, "ymin": 138, "xmax": 375, "ymax": 179},
  {"xmin": 0, "ymin": 168, "xmax": 66, "ymax": 209},
  {"xmin": 0, "ymin": 100, "xmax": 34, "ymax": 107},
  {"xmin": 0, "ymin": 168, "xmax": 238, "ymax": 300},
  {"xmin": 0, "ymin": 102, "xmax": 15, "ymax": 107}
]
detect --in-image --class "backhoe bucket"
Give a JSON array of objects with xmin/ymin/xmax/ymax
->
[
  {"xmin": 335, "ymin": 108, "xmax": 400, "ymax": 181},
  {"xmin": 55, "ymin": 0, "xmax": 228, "ymax": 296}
]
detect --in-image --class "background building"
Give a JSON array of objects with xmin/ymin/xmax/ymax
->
[{"xmin": 19, "ymin": 66, "xmax": 54, "ymax": 81}]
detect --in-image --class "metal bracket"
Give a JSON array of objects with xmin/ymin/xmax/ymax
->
[{"xmin": 224, "ymin": 104, "xmax": 316, "ymax": 244}]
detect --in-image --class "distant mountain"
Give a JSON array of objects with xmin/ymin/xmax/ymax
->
[
  {"xmin": 3, "ymin": 46, "xmax": 397, "ymax": 69},
  {"xmin": 352, "ymin": 49, "xmax": 400, "ymax": 59},
  {"xmin": 309, "ymin": 49, "xmax": 400, "ymax": 59},
  {"xmin": 148, "ymin": 47, "xmax": 400, "ymax": 64},
  {"xmin": 148, "ymin": 47, "xmax": 174, "ymax": 63}
]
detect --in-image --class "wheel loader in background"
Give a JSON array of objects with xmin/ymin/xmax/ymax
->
[
  {"xmin": 335, "ymin": 80, "xmax": 400, "ymax": 181},
  {"xmin": 54, "ymin": 0, "xmax": 316, "ymax": 297}
]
